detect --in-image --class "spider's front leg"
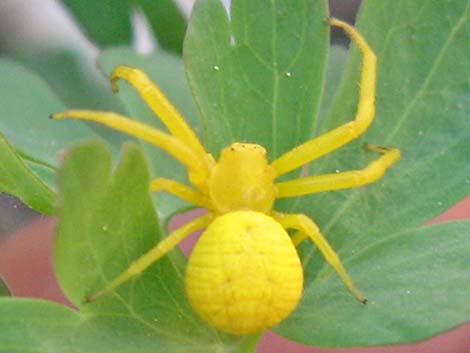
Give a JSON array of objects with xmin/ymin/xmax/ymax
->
[
  {"xmin": 273, "ymin": 212, "xmax": 366, "ymax": 304},
  {"xmin": 110, "ymin": 65, "xmax": 207, "ymax": 159},
  {"xmin": 276, "ymin": 144, "xmax": 400, "ymax": 197},
  {"xmin": 272, "ymin": 18, "xmax": 378, "ymax": 176}
]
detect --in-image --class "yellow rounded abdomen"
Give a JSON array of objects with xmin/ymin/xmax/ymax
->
[{"xmin": 185, "ymin": 211, "xmax": 303, "ymax": 335}]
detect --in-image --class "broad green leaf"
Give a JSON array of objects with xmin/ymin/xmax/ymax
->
[
  {"xmin": 184, "ymin": 0, "xmax": 328, "ymax": 158},
  {"xmin": 61, "ymin": 0, "xmax": 133, "ymax": 46},
  {"xmin": 0, "ymin": 277, "xmax": 9, "ymax": 297},
  {"xmin": 318, "ymin": 45, "xmax": 348, "ymax": 118},
  {"xmin": 60, "ymin": 0, "xmax": 186, "ymax": 53},
  {"xmin": 278, "ymin": 221, "xmax": 470, "ymax": 346},
  {"xmin": 0, "ymin": 132, "xmax": 54, "ymax": 215},
  {"xmin": 99, "ymin": 47, "xmax": 200, "ymax": 221},
  {"xmin": 296, "ymin": 0, "xmax": 470, "ymax": 248},
  {"xmin": 49, "ymin": 141, "xmax": 251, "ymax": 352},
  {"xmin": 275, "ymin": 0, "xmax": 470, "ymax": 346}
]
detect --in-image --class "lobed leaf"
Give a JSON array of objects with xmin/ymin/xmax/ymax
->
[{"xmin": 45, "ymin": 141, "xmax": 248, "ymax": 352}]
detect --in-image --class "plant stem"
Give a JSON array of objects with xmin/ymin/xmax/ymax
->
[{"xmin": 238, "ymin": 334, "xmax": 261, "ymax": 353}]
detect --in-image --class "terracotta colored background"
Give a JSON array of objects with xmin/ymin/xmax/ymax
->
[{"xmin": 0, "ymin": 197, "xmax": 469, "ymax": 352}]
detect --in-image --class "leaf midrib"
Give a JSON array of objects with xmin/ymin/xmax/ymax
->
[{"xmin": 383, "ymin": 5, "xmax": 469, "ymax": 144}]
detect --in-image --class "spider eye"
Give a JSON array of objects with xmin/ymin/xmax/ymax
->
[{"xmin": 226, "ymin": 142, "xmax": 266, "ymax": 154}]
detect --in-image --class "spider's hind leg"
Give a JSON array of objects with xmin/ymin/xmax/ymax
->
[
  {"xmin": 273, "ymin": 212, "xmax": 366, "ymax": 304},
  {"xmin": 85, "ymin": 213, "xmax": 213, "ymax": 303}
]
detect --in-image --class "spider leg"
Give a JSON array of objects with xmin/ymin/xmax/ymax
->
[
  {"xmin": 271, "ymin": 18, "xmax": 377, "ymax": 177},
  {"xmin": 273, "ymin": 212, "xmax": 366, "ymax": 303},
  {"xmin": 111, "ymin": 66, "xmax": 208, "ymax": 160},
  {"xmin": 85, "ymin": 213, "xmax": 213, "ymax": 302},
  {"xmin": 150, "ymin": 177, "xmax": 208, "ymax": 208},
  {"xmin": 276, "ymin": 145, "xmax": 400, "ymax": 198},
  {"xmin": 290, "ymin": 230, "xmax": 309, "ymax": 247},
  {"xmin": 51, "ymin": 110, "xmax": 209, "ymax": 188}
]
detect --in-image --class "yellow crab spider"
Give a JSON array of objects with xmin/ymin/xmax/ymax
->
[{"xmin": 51, "ymin": 18, "xmax": 400, "ymax": 335}]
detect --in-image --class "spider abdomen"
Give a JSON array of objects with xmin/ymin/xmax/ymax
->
[{"xmin": 185, "ymin": 211, "xmax": 303, "ymax": 335}]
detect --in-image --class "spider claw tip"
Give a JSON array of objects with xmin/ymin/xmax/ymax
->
[
  {"xmin": 109, "ymin": 73, "xmax": 121, "ymax": 93},
  {"xmin": 325, "ymin": 17, "xmax": 339, "ymax": 25},
  {"xmin": 49, "ymin": 113, "xmax": 62, "ymax": 120},
  {"xmin": 110, "ymin": 82, "xmax": 120, "ymax": 93}
]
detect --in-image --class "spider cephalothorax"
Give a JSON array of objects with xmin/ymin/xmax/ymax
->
[
  {"xmin": 52, "ymin": 18, "xmax": 400, "ymax": 335},
  {"xmin": 207, "ymin": 143, "xmax": 277, "ymax": 214}
]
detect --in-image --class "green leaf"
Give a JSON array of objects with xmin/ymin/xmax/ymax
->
[
  {"xmin": 0, "ymin": 59, "xmax": 96, "ymax": 168},
  {"xmin": 0, "ymin": 59, "xmax": 102, "ymax": 212},
  {"xmin": 99, "ymin": 47, "xmax": 200, "ymax": 221},
  {"xmin": 47, "ymin": 141, "xmax": 249, "ymax": 352},
  {"xmin": 61, "ymin": 0, "xmax": 133, "ymax": 46},
  {"xmin": 275, "ymin": 0, "xmax": 470, "ymax": 346},
  {"xmin": 0, "ymin": 298, "xmax": 258, "ymax": 353},
  {"xmin": 184, "ymin": 0, "xmax": 329, "ymax": 158},
  {"xmin": 0, "ymin": 299, "xmax": 82, "ymax": 351},
  {"xmin": 298, "ymin": 0, "xmax": 470, "ymax": 248},
  {"xmin": 3, "ymin": 47, "xmax": 125, "ymax": 113},
  {"xmin": 0, "ymin": 132, "xmax": 54, "ymax": 215},
  {"xmin": 0, "ymin": 277, "xmax": 10, "ymax": 297},
  {"xmin": 60, "ymin": 0, "xmax": 186, "ymax": 53},
  {"xmin": 318, "ymin": 45, "xmax": 348, "ymax": 118},
  {"xmin": 278, "ymin": 221, "xmax": 470, "ymax": 346}
]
